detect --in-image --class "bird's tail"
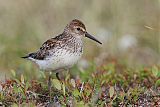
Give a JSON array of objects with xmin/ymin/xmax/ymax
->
[
  {"xmin": 21, "ymin": 56, "xmax": 29, "ymax": 59},
  {"xmin": 21, "ymin": 53, "xmax": 35, "ymax": 59}
]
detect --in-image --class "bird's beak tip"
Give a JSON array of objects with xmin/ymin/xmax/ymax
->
[{"xmin": 85, "ymin": 32, "xmax": 102, "ymax": 45}]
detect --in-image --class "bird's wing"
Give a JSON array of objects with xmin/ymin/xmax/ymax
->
[{"xmin": 32, "ymin": 34, "xmax": 64, "ymax": 60}]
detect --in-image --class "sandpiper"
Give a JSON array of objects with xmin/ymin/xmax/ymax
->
[
  {"xmin": 22, "ymin": 19, "xmax": 102, "ymax": 93},
  {"xmin": 22, "ymin": 19, "xmax": 102, "ymax": 73}
]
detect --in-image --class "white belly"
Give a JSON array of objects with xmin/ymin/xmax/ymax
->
[{"xmin": 34, "ymin": 49, "xmax": 82, "ymax": 71}]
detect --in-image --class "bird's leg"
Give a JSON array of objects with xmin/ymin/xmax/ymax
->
[
  {"xmin": 48, "ymin": 71, "xmax": 52, "ymax": 102},
  {"xmin": 56, "ymin": 72, "xmax": 60, "ymax": 80},
  {"xmin": 66, "ymin": 69, "xmax": 69, "ymax": 75},
  {"xmin": 64, "ymin": 68, "xmax": 70, "ymax": 81}
]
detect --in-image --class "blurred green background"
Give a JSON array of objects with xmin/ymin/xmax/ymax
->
[{"xmin": 0, "ymin": 0, "xmax": 159, "ymax": 79}]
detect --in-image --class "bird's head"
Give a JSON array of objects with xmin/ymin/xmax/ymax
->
[{"xmin": 64, "ymin": 19, "xmax": 102, "ymax": 44}]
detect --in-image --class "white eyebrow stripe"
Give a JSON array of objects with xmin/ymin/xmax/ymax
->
[{"xmin": 80, "ymin": 27, "xmax": 85, "ymax": 32}]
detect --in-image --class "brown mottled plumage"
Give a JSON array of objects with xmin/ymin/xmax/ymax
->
[{"xmin": 22, "ymin": 19, "xmax": 102, "ymax": 71}]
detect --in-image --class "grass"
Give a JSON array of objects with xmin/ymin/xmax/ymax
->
[{"xmin": 0, "ymin": 62, "xmax": 159, "ymax": 106}]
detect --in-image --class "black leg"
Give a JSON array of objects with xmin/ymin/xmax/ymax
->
[{"xmin": 56, "ymin": 72, "xmax": 60, "ymax": 80}]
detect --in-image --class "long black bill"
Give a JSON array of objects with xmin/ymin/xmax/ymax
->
[{"xmin": 85, "ymin": 32, "xmax": 102, "ymax": 44}]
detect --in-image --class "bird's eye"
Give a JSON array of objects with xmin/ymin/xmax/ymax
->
[{"xmin": 77, "ymin": 28, "xmax": 80, "ymax": 31}]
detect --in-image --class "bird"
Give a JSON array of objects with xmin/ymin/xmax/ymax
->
[{"xmin": 22, "ymin": 19, "xmax": 102, "ymax": 98}]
